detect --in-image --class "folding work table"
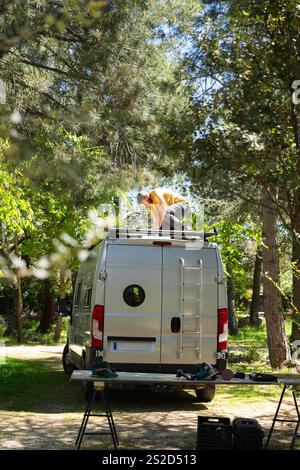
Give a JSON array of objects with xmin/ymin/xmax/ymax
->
[{"xmin": 70, "ymin": 370, "xmax": 300, "ymax": 450}]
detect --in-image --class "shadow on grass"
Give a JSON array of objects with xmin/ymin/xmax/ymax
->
[
  {"xmin": 1, "ymin": 358, "xmax": 297, "ymax": 449},
  {"xmin": 0, "ymin": 356, "xmax": 204, "ymax": 450},
  {"xmin": 256, "ymin": 405, "xmax": 300, "ymax": 451},
  {"xmin": 0, "ymin": 358, "xmax": 207, "ymax": 414}
]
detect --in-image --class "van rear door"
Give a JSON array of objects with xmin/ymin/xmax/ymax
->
[
  {"xmin": 161, "ymin": 246, "xmax": 218, "ymax": 368},
  {"xmin": 104, "ymin": 243, "xmax": 162, "ymax": 367}
]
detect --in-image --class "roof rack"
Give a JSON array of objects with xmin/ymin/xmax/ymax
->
[{"xmin": 104, "ymin": 227, "xmax": 217, "ymax": 241}]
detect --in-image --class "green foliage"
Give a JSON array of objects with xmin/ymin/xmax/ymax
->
[
  {"xmin": 0, "ymin": 317, "xmax": 68, "ymax": 345},
  {"xmin": 179, "ymin": 0, "xmax": 300, "ymax": 233},
  {"xmin": 21, "ymin": 318, "xmax": 68, "ymax": 344},
  {"xmin": 0, "ymin": 0, "xmax": 202, "ymax": 337},
  {"xmin": 207, "ymin": 220, "xmax": 261, "ymax": 303},
  {"xmin": 0, "ymin": 1, "xmax": 201, "ymax": 272},
  {"xmin": 0, "ymin": 315, "xmax": 6, "ymax": 337},
  {"xmin": 0, "ymin": 151, "xmax": 34, "ymax": 240}
]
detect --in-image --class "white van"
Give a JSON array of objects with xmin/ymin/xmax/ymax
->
[{"xmin": 62, "ymin": 229, "xmax": 228, "ymax": 402}]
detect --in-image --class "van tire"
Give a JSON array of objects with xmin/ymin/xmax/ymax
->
[
  {"xmin": 62, "ymin": 344, "xmax": 76, "ymax": 376},
  {"xmin": 82, "ymin": 354, "xmax": 93, "ymax": 401},
  {"xmin": 195, "ymin": 385, "xmax": 216, "ymax": 403},
  {"xmin": 83, "ymin": 380, "xmax": 93, "ymax": 401}
]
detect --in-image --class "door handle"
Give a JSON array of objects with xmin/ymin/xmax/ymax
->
[{"xmin": 171, "ymin": 317, "xmax": 181, "ymax": 333}]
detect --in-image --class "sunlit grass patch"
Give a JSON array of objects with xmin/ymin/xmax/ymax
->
[
  {"xmin": 0, "ymin": 357, "xmax": 83, "ymax": 412},
  {"xmin": 229, "ymin": 324, "xmax": 268, "ymax": 349}
]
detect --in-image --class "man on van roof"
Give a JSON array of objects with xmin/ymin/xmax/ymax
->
[{"xmin": 137, "ymin": 187, "xmax": 190, "ymax": 231}]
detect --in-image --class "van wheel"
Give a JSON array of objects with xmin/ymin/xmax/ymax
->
[
  {"xmin": 83, "ymin": 380, "xmax": 93, "ymax": 401},
  {"xmin": 62, "ymin": 344, "xmax": 76, "ymax": 376},
  {"xmin": 82, "ymin": 355, "xmax": 93, "ymax": 401},
  {"xmin": 195, "ymin": 385, "xmax": 216, "ymax": 403}
]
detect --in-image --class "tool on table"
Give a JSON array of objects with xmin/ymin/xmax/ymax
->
[
  {"xmin": 177, "ymin": 362, "xmax": 225, "ymax": 381},
  {"xmin": 220, "ymin": 368, "xmax": 234, "ymax": 380},
  {"xmin": 176, "ymin": 369, "xmax": 194, "ymax": 380},
  {"xmin": 196, "ymin": 362, "xmax": 220, "ymax": 380},
  {"xmin": 176, "ymin": 363, "xmax": 235, "ymax": 381},
  {"xmin": 249, "ymin": 372, "xmax": 277, "ymax": 382},
  {"xmin": 92, "ymin": 361, "xmax": 118, "ymax": 378},
  {"xmin": 233, "ymin": 372, "xmax": 246, "ymax": 379}
]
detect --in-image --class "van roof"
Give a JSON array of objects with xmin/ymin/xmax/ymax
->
[
  {"xmin": 104, "ymin": 227, "xmax": 217, "ymax": 248},
  {"xmin": 107, "ymin": 238, "xmax": 216, "ymax": 248}
]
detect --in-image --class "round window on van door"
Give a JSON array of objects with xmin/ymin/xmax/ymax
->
[{"xmin": 123, "ymin": 285, "xmax": 145, "ymax": 307}]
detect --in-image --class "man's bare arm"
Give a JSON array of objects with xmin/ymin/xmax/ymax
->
[
  {"xmin": 152, "ymin": 188, "xmax": 167, "ymax": 227},
  {"xmin": 151, "ymin": 207, "xmax": 161, "ymax": 229}
]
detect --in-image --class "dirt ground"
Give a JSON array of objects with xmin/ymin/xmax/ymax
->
[{"xmin": 0, "ymin": 345, "xmax": 299, "ymax": 450}]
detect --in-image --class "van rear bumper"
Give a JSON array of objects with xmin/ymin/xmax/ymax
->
[
  {"xmin": 85, "ymin": 347, "xmax": 227, "ymax": 375},
  {"xmin": 109, "ymin": 363, "xmax": 219, "ymax": 374}
]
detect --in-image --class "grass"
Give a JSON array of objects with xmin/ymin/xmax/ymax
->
[
  {"xmin": 0, "ymin": 323, "xmax": 290, "ymax": 413},
  {"xmin": 0, "ymin": 358, "xmax": 280, "ymax": 411},
  {"xmin": 0, "ymin": 324, "xmax": 297, "ymax": 450},
  {"xmin": 0, "ymin": 354, "xmax": 283, "ymax": 414},
  {"xmin": 228, "ymin": 320, "xmax": 292, "ymax": 350},
  {"xmin": 0, "ymin": 357, "xmax": 84, "ymax": 413},
  {"xmin": 229, "ymin": 325, "xmax": 268, "ymax": 348},
  {"xmin": 0, "ymin": 353, "xmax": 294, "ymax": 450},
  {"xmin": 228, "ymin": 321, "xmax": 294, "ymax": 369}
]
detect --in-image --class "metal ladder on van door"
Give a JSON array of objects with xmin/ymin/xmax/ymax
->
[{"xmin": 178, "ymin": 258, "xmax": 203, "ymax": 361}]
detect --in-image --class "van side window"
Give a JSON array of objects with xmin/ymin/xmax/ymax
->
[
  {"xmin": 74, "ymin": 281, "xmax": 82, "ymax": 306},
  {"xmin": 84, "ymin": 287, "xmax": 92, "ymax": 308}
]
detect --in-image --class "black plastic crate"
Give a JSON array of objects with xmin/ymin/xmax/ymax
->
[
  {"xmin": 196, "ymin": 416, "xmax": 233, "ymax": 450},
  {"xmin": 233, "ymin": 418, "xmax": 265, "ymax": 450}
]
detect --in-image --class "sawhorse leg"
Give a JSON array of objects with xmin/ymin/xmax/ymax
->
[
  {"xmin": 102, "ymin": 388, "xmax": 119, "ymax": 447},
  {"xmin": 265, "ymin": 385, "xmax": 300, "ymax": 450},
  {"xmin": 290, "ymin": 389, "xmax": 300, "ymax": 450},
  {"xmin": 76, "ymin": 388, "xmax": 97, "ymax": 449},
  {"xmin": 75, "ymin": 383, "xmax": 119, "ymax": 450}
]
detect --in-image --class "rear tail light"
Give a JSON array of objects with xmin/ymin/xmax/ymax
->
[
  {"xmin": 92, "ymin": 305, "xmax": 104, "ymax": 349},
  {"xmin": 218, "ymin": 308, "xmax": 228, "ymax": 351}
]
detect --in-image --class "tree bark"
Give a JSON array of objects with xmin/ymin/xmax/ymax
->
[
  {"xmin": 262, "ymin": 182, "xmax": 290, "ymax": 368},
  {"xmin": 54, "ymin": 268, "xmax": 65, "ymax": 343},
  {"xmin": 16, "ymin": 275, "xmax": 23, "ymax": 343},
  {"xmin": 226, "ymin": 264, "xmax": 238, "ymax": 335},
  {"xmin": 250, "ymin": 248, "xmax": 262, "ymax": 327},
  {"xmin": 5, "ymin": 278, "xmax": 23, "ymax": 341},
  {"xmin": 14, "ymin": 234, "xmax": 23, "ymax": 343},
  {"xmin": 291, "ymin": 226, "xmax": 300, "ymax": 341},
  {"xmin": 38, "ymin": 278, "xmax": 56, "ymax": 333},
  {"xmin": 6, "ymin": 282, "xmax": 18, "ymax": 337},
  {"xmin": 290, "ymin": 102, "xmax": 300, "ymax": 341}
]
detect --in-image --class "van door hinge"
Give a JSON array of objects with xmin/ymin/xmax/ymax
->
[
  {"xmin": 215, "ymin": 275, "xmax": 225, "ymax": 285},
  {"xmin": 99, "ymin": 271, "xmax": 107, "ymax": 281}
]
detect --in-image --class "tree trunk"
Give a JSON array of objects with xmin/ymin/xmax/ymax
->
[
  {"xmin": 290, "ymin": 102, "xmax": 300, "ymax": 341},
  {"xmin": 14, "ymin": 234, "xmax": 23, "ymax": 343},
  {"xmin": 226, "ymin": 264, "xmax": 238, "ymax": 335},
  {"xmin": 16, "ymin": 275, "xmax": 23, "ymax": 343},
  {"xmin": 38, "ymin": 278, "xmax": 56, "ymax": 333},
  {"xmin": 250, "ymin": 248, "xmax": 262, "ymax": 327},
  {"xmin": 291, "ymin": 227, "xmax": 300, "ymax": 341},
  {"xmin": 262, "ymin": 183, "xmax": 290, "ymax": 368},
  {"xmin": 4, "ymin": 280, "xmax": 22, "ymax": 340},
  {"xmin": 6, "ymin": 282, "xmax": 18, "ymax": 337},
  {"xmin": 54, "ymin": 268, "xmax": 65, "ymax": 343}
]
